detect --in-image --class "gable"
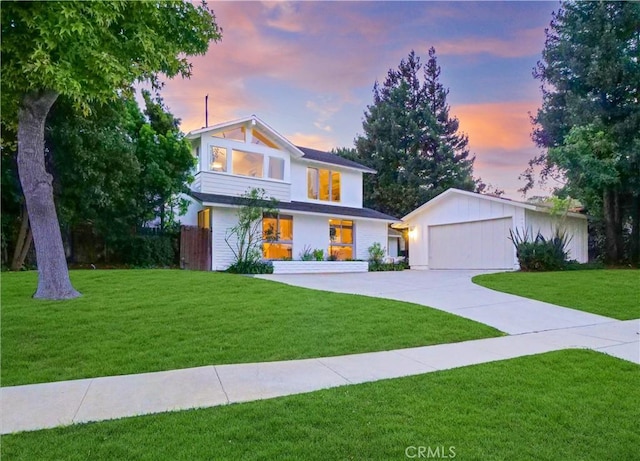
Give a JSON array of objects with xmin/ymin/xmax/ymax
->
[{"xmin": 187, "ymin": 116, "xmax": 303, "ymax": 159}]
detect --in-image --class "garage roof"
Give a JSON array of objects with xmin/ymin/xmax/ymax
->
[{"xmin": 401, "ymin": 188, "xmax": 587, "ymax": 221}]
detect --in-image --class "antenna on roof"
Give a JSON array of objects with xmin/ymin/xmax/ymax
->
[{"xmin": 205, "ymin": 94, "xmax": 209, "ymax": 128}]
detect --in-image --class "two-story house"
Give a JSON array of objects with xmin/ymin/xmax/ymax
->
[{"xmin": 181, "ymin": 116, "xmax": 398, "ymax": 270}]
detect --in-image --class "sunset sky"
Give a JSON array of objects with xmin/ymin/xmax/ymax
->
[{"xmin": 160, "ymin": 1, "xmax": 561, "ymax": 199}]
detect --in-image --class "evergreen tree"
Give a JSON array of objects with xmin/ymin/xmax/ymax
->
[
  {"xmin": 350, "ymin": 49, "xmax": 477, "ymax": 218},
  {"xmin": 524, "ymin": 1, "xmax": 640, "ymax": 263}
]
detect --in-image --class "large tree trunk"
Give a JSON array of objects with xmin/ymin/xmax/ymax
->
[
  {"xmin": 17, "ymin": 90, "xmax": 81, "ymax": 299},
  {"xmin": 602, "ymin": 188, "xmax": 624, "ymax": 264}
]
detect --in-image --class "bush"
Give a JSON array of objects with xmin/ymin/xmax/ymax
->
[
  {"xmin": 367, "ymin": 242, "xmax": 386, "ymax": 265},
  {"xmin": 509, "ymin": 228, "xmax": 571, "ymax": 271},
  {"xmin": 226, "ymin": 260, "xmax": 273, "ymax": 274},
  {"xmin": 369, "ymin": 259, "xmax": 408, "ymax": 272},
  {"xmin": 299, "ymin": 246, "xmax": 314, "ymax": 261},
  {"xmin": 312, "ymin": 248, "xmax": 325, "ymax": 261},
  {"xmin": 122, "ymin": 234, "xmax": 177, "ymax": 268}
]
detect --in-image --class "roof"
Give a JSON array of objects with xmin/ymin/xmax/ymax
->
[
  {"xmin": 186, "ymin": 115, "xmax": 375, "ymax": 173},
  {"xmin": 186, "ymin": 115, "xmax": 303, "ymax": 158},
  {"xmin": 189, "ymin": 191, "xmax": 399, "ymax": 222},
  {"xmin": 402, "ymin": 188, "xmax": 587, "ymax": 221},
  {"xmin": 296, "ymin": 146, "xmax": 376, "ymax": 173}
]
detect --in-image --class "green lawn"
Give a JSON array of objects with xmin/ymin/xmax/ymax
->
[
  {"xmin": 2, "ymin": 350, "xmax": 638, "ymax": 460},
  {"xmin": 1, "ymin": 270, "xmax": 501, "ymax": 386},
  {"xmin": 473, "ymin": 269, "xmax": 640, "ymax": 320}
]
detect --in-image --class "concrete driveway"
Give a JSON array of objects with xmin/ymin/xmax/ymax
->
[{"xmin": 257, "ymin": 270, "xmax": 619, "ymax": 335}]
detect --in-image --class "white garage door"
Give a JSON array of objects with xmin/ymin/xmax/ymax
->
[{"xmin": 428, "ymin": 217, "xmax": 514, "ymax": 269}]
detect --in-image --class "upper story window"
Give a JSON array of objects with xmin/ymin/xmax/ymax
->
[
  {"xmin": 210, "ymin": 146, "xmax": 227, "ymax": 172},
  {"xmin": 214, "ymin": 126, "xmax": 245, "ymax": 142},
  {"xmin": 232, "ymin": 150, "xmax": 263, "ymax": 178},
  {"xmin": 307, "ymin": 167, "xmax": 340, "ymax": 202}
]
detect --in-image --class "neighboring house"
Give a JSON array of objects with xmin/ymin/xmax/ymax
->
[
  {"xmin": 400, "ymin": 188, "xmax": 588, "ymax": 270},
  {"xmin": 181, "ymin": 116, "xmax": 398, "ymax": 271}
]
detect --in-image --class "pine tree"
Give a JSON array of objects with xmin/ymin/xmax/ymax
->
[{"xmin": 351, "ymin": 49, "xmax": 477, "ymax": 218}]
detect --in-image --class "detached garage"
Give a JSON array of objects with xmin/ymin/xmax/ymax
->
[{"xmin": 401, "ymin": 189, "xmax": 588, "ymax": 270}]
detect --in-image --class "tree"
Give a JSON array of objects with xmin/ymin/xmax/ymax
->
[
  {"xmin": 348, "ymin": 49, "xmax": 477, "ymax": 218},
  {"xmin": 225, "ymin": 188, "xmax": 279, "ymax": 273},
  {"xmin": 1, "ymin": 1, "xmax": 221, "ymax": 298},
  {"xmin": 524, "ymin": 1, "xmax": 640, "ymax": 264}
]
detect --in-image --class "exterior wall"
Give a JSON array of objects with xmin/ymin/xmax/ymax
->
[
  {"xmin": 290, "ymin": 213, "xmax": 330, "ymax": 259},
  {"xmin": 524, "ymin": 210, "xmax": 588, "ymax": 263},
  {"xmin": 355, "ymin": 220, "xmax": 388, "ymax": 260},
  {"xmin": 195, "ymin": 171, "xmax": 291, "ymax": 202},
  {"xmin": 211, "ymin": 207, "xmax": 240, "ymax": 271},
  {"xmin": 406, "ymin": 193, "xmax": 523, "ymax": 269},
  {"xmin": 180, "ymin": 194, "xmax": 202, "ymax": 226},
  {"xmin": 272, "ymin": 261, "xmax": 368, "ymax": 274},
  {"xmin": 290, "ymin": 159, "xmax": 364, "ymax": 208}
]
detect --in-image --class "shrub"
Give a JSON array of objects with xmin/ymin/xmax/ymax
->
[
  {"xmin": 226, "ymin": 260, "xmax": 273, "ymax": 274},
  {"xmin": 369, "ymin": 260, "xmax": 407, "ymax": 272},
  {"xmin": 312, "ymin": 248, "xmax": 325, "ymax": 261},
  {"xmin": 299, "ymin": 246, "xmax": 314, "ymax": 261},
  {"xmin": 509, "ymin": 227, "xmax": 571, "ymax": 271},
  {"xmin": 367, "ymin": 242, "xmax": 386, "ymax": 265},
  {"xmin": 123, "ymin": 234, "xmax": 177, "ymax": 268}
]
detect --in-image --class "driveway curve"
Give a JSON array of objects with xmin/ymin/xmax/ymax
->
[{"xmin": 257, "ymin": 270, "xmax": 616, "ymax": 335}]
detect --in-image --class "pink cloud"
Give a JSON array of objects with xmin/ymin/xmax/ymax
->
[{"xmin": 453, "ymin": 101, "xmax": 539, "ymax": 151}]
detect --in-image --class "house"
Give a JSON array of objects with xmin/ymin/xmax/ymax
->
[
  {"xmin": 181, "ymin": 116, "xmax": 398, "ymax": 271},
  {"xmin": 400, "ymin": 188, "xmax": 588, "ymax": 270}
]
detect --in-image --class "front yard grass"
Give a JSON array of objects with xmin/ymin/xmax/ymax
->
[
  {"xmin": 473, "ymin": 269, "xmax": 639, "ymax": 320},
  {"xmin": 1, "ymin": 270, "xmax": 501, "ymax": 386},
  {"xmin": 2, "ymin": 350, "xmax": 638, "ymax": 460}
]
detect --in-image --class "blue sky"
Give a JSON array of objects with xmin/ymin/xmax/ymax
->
[{"xmin": 161, "ymin": 1, "xmax": 561, "ymax": 198}]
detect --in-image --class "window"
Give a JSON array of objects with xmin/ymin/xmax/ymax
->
[
  {"xmin": 329, "ymin": 219, "xmax": 353, "ymax": 260},
  {"xmin": 214, "ymin": 126, "xmax": 245, "ymax": 141},
  {"xmin": 307, "ymin": 167, "xmax": 340, "ymax": 202},
  {"xmin": 263, "ymin": 214, "xmax": 293, "ymax": 259},
  {"xmin": 210, "ymin": 146, "xmax": 227, "ymax": 172},
  {"xmin": 197, "ymin": 208, "xmax": 210, "ymax": 229},
  {"xmin": 252, "ymin": 129, "xmax": 278, "ymax": 148},
  {"xmin": 307, "ymin": 168, "xmax": 319, "ymax": 199},
  {"xmin": 268, "ymin": 157, "xmax": 285, "ymax": 180},
  {"xmin": 232, "ymin": 150, "xmax": 263, "ymax": 177}
]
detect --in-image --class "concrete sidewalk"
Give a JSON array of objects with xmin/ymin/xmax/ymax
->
[
  {"xmin": 2, "ymin": 319, "xmax": 638, "ymax": 435},
  {"xmin": 257, "ymin": 270, "xmax": 618, "ymax": 334}
]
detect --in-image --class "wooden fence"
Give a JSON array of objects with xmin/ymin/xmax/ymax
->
[{"xmin": 180, "ymin": 225, "xmax": 212, "ymax": 271}]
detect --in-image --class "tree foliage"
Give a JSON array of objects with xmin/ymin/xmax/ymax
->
[
  {"xmin": 1, "ymin": 1, "xmax": 221, "ymax": 298},
  {"xmin": 346, "ymin": 49, "xmax": 477, "ymax": 218},
  {"xmin": 225, "ymin": 188, "xmax": 279, "ymax": 274},
  {"xmin": 525, "ymin": 1, "xmax": 640, "ymax": 264}
]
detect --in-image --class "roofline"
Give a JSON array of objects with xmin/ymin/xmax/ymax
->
[
  {"xmin": 402, "ymin": 188, "xmax": 587, "ymax": 221},
  {"xmin": 186, "ymin": 115, "xmax": 304, "ymax": 158},
  {"xmin": 295, "ymin": 157, "xmax": 377, "ymax": 174},
  {"xmin": 196, "ymin": 200, "xmax": 399, "ymax": 223}
]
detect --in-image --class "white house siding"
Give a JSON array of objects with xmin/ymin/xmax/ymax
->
[
  {"xmin": 355, "ymin": 220, "xmax": 388, "ymax": 261},
  {"xmin": 196, "ymin": 171, "xmax": 291, "ymax": 202},
  {"xmin": 290, "ymin": 159, "xmax": 363, "ymax": 208},
  {"xmin": 524, "ymin": 210, "xmax": 588, "ymax": 263},
  {"xmin": 180, "ymin": 194, "xmax": 202, "ymax": 227},
  {"xmin": 406, "ymin": 193, "xmax": 522, "ymax": 269},
  {"xmin": 212, "ymin": 207, "xmax": 241, "ymax": 271},
  {"xmin": 290, "ymin": 213, "xmax": 330, "ymax": 259}
]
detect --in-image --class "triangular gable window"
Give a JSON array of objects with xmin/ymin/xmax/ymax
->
[
  {"xmin": 251, "ymin": 129, "xmax": 278, "ymax": 149},
  {"xmin": 213, "ymin": 126, "xmax": 246, "ymax": 142}
]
